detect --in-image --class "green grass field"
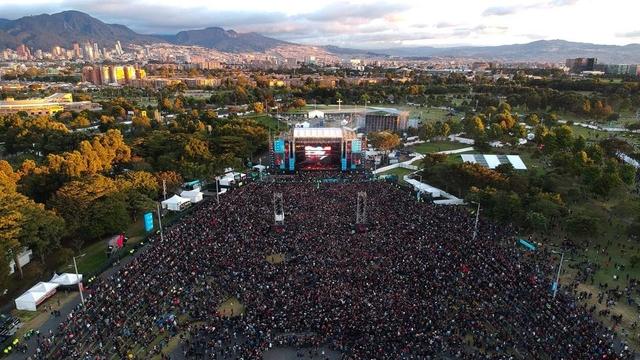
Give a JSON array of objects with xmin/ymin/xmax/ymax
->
[
  {"xmin": 410, "ymin": 141, "xmax": 472, "ymax": 154},
  {"xmin": 241, "ymin": 114, "xmax": 287, "ymax": 132},
  {"xmin": 378, "ymin": 167, "xmax": 414, "ymax": 184}
]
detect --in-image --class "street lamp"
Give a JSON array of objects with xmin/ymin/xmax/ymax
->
[
  {"xmin": 215, "ymin": 176, "xmax": 220, "ymax": 204},
  {"xmin": 551, "ymin": 250, "xmax": 565, "ymax": 299},
  {"xmin": 72, "ymin": 253, "xmax": 86, "ymax": 306},
  {"xmin": 470, "ymin": 201, "xmax": 481, "ymax": 241},
  {"xmin": 156, "ymin": 203, "xmax": 164, "ymax": 242}
]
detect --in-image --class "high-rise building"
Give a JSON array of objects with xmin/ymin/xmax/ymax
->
[
  {"xmin": 123, "ymin": 66, "xmax": 137, "ymax": 82},
  {"xmin": 101, "ymin": 66, "xmax": 111, "ymax": 85},
  {"xmin": 16, "ymin": 44, "xmax": 30, "ymax": 59},
  {"xmin": 115, "ymin": 41, "xmax": 123, "ymax": 56},
  {"xmin": 83, "ymin": 42, "xmax": 94, "ymax": 60},
  {"xmin": 93, "ymin": 43, "xmax": 101, "ymax": 60},
  {"xmin": 73, "ymin": 43, "xmax": 82, "ymax": 58}
]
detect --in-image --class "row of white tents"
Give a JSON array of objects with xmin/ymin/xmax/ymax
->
[
  {"xmin": 15, "ymin": 273, "xmax": 83, "ymax": 311},
  {"xmin": 161, "ymin": 189, "xmax": 204, "ymax": 211}
]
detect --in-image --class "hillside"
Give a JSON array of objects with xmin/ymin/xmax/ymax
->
[
  {"xmin": 158, "ymin": 27, "xmax": 289, "ymax": 52},
  {"xmin": 377, "ymin": 40, "xmax": 640, "ymax": 63},
  {"xmin": 0, "ymin": 10, "xmax": 156, "ymax": 49}
]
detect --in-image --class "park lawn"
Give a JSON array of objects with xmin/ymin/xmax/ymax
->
[
  {"xmin": 64, "ymin": 217, "xmax": 148, "ymax": 276},
  {"xmin": 411, "ymin": 141, "xmax": 471, "ymax": 154},
  {"xmin": 378, "ymin": 167, "xmax": 414, "ymax": 184},
  {"xmin": 217, "ymin": 297, "xmax": 245, "ymax": 318},
  {"xmin": 242, "ymin": 114, "xmax": 286, "ymax": 132},
  {"xmin": 534, "ymin": 180, "xmax": 640, "ymax": 349}
]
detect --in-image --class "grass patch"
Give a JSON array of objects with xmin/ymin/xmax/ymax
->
[
  {"xmin": 217, "ymin": 297, "xmax": 245, "ymax": 318},
  {"xmin": 266, "ymin": 253, "xmax": 285, "ymax": 264},
  {"xmin": 378, "ymin": 167, "xmax": 414, "ymax": 184},
  {"xmin": 242, "ymin": 114, "xmax": 286, "ymax": 132},
  {"xmin": 411, "ymin": 141, "xmax": 471, "ymax": 154}
]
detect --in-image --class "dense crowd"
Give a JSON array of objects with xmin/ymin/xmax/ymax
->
[{"xmin": 28, "ymin": 172, "xmax": 631, "ymax": 359}]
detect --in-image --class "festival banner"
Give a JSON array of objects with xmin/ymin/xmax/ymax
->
[{"xmin": 144, "ymin": 212, "xmax": 154, "ymax": 233}]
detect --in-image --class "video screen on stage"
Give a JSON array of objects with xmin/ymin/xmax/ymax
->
[{"xmin": 295, "ymin": 143, "xmax": 340, "ymax": 170}]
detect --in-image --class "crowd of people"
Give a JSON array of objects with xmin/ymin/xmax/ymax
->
[{"xmin": 26, "ymin": 172, "xmax": 631, "ymax": 359}]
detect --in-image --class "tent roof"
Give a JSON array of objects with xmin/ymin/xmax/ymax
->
[
  {"xmin": 50, "ymin": 273, "xmax": 83, "ymax": 286},
  {"xmin": 162, "ymin": 194, "xmax": 190, "ymax": 205},
  {"xmin": 16, "ymin": 282, "xmax": 59, "ymax": 302},
  {"xmin": 180, "ymin": 189, "xmax": 202, "ymax": 197}
]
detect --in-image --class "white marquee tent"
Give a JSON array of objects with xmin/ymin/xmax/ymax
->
[
  {"xmin": 50, "ymin": 273, "xmax": 83, "ymax": 286},
  {"xmin": 15, "ymin": 282, "xmax": 59, "ymax": 311},
  {"xmin": 161, "ymin": 194, "xmax": 191, "ymax": 211},
  {"xmin": 180, "ymin": 189, "xmax": 203, "ymax": 204}
]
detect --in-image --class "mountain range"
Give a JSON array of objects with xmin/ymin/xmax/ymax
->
[
  {"xmin": 1, "ymin": 10, "xmax": 640, "ymax": 63},
  {"xmin": 376, "ymin": 40, "xmax": 640, "ymax": 63}
]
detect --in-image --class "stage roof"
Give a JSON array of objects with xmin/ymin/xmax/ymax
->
[
  {"xmin": 293, "ymin": 127, "xmax": 344, "ymax": 139},
  {"xmin": 291, "ymin": 127, "xmax": 359, "ymax": 141}
]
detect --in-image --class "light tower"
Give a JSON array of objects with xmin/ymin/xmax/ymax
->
[{"xmin": 273, "ymin": 193, "xmax": 285, "ymax": 231}]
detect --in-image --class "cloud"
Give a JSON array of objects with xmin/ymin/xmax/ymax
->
[
  {"xmin": 483, "ymin": 6, "xmax": 520, "ymax": 16},
  {"xmin": 616, "ymin": 30, "xmax": 640, "ymax": 38},
  {"xmin": 303, "ymin": 2, "xmax": 410, "ymax": 22},
  {"xmin": 436, "ymin": 22, "xmax": 458, "ymax": 29},
  {"xmin": 483, "ymin": 0, "xmax": 580, "ymax": 16}
]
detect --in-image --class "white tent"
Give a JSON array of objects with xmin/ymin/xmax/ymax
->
[
  {"xmin": 161, "ymin": 195, "xmax": 191, "ymax": 211},
  {"xmin": 308, "ymin": 110, "xmax": 324, "ymax": 119},
  {"xmin": 252, "ymin": 164, "xmax": 266, "ymax": 172},
  {"xmin": 180, "ymin": 189, "xmax": 203, "ymax": 204},
  {"xmin": 15, "ymin": 282, "xmax": 59, "ymax": 311},
  {"xmin": 50, "ymin": 273, "xmax": 83, "ymax": 286}
]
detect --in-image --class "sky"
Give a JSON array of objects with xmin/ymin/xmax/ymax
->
[{"xmin": 1, "ymin": 0, "xmax": 640, "ymax": 49}]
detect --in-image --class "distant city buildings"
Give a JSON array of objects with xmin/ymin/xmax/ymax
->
[
  {"xmin": 0, "ymin": 93, "xmax": 101, "ymax": 116},
  {"xmin": 565, "ymin": 58, "xmax": 598, "ymax": 73},
  {"xmin": 565, "ymin": 57, "xmax": 640, "ymax": 77}
]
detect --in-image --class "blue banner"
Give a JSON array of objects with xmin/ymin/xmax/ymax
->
[
  {"xmin": 274, "ymin": 139, "xmax": 285, "ymax": 153},
  {"xmin": 351, "ymin": 139, "xmax": 361, "ymax": 153},
  {"xmin": 144, "ymin": 212, "xmax": 154, "ymax": 232},
  {"xmin": 289, "ymin": 158, "xmax": 295, "ymax": 171},
  {"xmin": 518, "ymin": 239, "xmax": 536, "ymax": 251},
  {"xmin": 341, "ymin": 158, "xmax": 347, "ymax": 171}
]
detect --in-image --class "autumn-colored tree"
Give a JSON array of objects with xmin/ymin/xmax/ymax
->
[
  {"xmin": 292, "ymin": 98, "xmax": 306, "ymax": 108},
  {"xmin": 154, "ymin": 171, "xmax": 183, "ymax": 197},
  {"xmin": 253, "ymin": 102, "xmax": 265, "ymax": 113}
]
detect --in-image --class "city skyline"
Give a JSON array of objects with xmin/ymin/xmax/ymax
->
[{"xmin": 1, "ymin": 0, "xmax": 640, "ymax": 49}]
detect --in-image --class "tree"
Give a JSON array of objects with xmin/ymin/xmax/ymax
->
[
  {"xmin": 368, "ymin": 131, "xmax": 401, "ymax": 153},
  {"xmin": 526, "ymin": 113, "xmax": 540, "ymax": 126},
  {"xmin": 83, "ymin": 194, "xmax": 129, "ymax": 242},
  {"xmin": 132, "ymin": 115, "xmax": 152, "ymax": 133},
  {"xmin": 368, "ymin": 131, "xmax": 401, "ymax": 164},
  {"xmin": 19, "ymin": 204, "xmax": 65, "ymax": 263},
  {"xmin": 465, "ymin": 115, "xmax": 485, "ymax": 138},
  {"xmin": 0, "ymin": 191, "xmax": 25, "ymax": 280},
  {"xmin": 253, "ymin": 102, "xmax": 265, "ymax": 113},
  {"xmin": 50, "ymin": 175, "xmax": 118, "ymax": 243},
  {"xmin": 292, "ymin": 98, "xmax": 306, "ymax": 108},
  {"xmin": 154, "ymin": 171, "xmax": 183, "ymax": 197}
]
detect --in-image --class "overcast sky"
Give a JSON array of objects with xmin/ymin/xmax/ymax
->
[{"xmin": 1, "ymin": 0, "xmax": 639, "ymax": 48}]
